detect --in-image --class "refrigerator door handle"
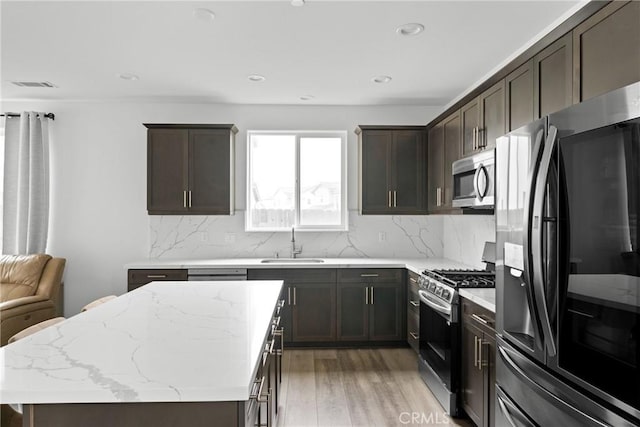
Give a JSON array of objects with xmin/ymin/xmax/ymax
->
[
  {"xmin": 531, "ymin": 124, "xmax": 558, "ymax": 357},
  {"xmin": 522, "ymin": 128, "xmax": 546, "ymax": 352},
  {"xmin": 496, "ymin": 386, "xmax": 536, "ymax": 427}
]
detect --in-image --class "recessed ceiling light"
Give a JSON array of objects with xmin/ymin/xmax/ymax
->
[
  {"xmin": 299, "ymin": 95, "xmax": 314, "ymax": 101},
  {"xmin": 194, "ymin": 8, "xmax": 216, "ymax": 21},
  {"xmin": 291, "ymin": 0, "xmax": 305, "ymax": 6},
  {"xmin": 248, "ymin": 74, "xmax": 266, "ymax": 82},
  {"xmin": 371, "ymin": 75, "xmax": 392, "ymax": 84},
  {"xmin": 117, "ymin": 73, "xmax": 139, "ymax": 81},
  {"xmin": 396, "ymin": 23, "xmax": 425, "ymax": 36}
]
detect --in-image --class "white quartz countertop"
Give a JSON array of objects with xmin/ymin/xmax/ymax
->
[
  {"xmin": 126, "ymin": 257, "xmax": 475, "ymax": 276},
  {"xmin": 459, "ymin": 288, "xmax": 496, "ymax": 313},
  {"xmin": 0, "ymin": 280, "xmax": 283, "ymax": 405}
]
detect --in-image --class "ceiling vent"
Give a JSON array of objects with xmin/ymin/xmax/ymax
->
[{"xmin": 11, "ymin": 81, "xmax": 57, "ymax": 88}]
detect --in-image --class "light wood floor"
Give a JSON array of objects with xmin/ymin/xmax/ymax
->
[{"xmin": 276, "ymin": 348, "xmax": 472, "ymax": 427}]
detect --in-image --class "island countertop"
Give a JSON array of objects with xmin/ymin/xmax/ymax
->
[{"xmin": 0, "ymin": 280, "xmax": 283, "ymax": 405}]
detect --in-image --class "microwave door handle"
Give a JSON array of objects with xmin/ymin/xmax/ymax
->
[
  {"xmin": 477, "ymin": 164, "xmax": 489, "ymax": 199},
  {"xmin": 531, "ymin": 125, "xmax": 558, "ymax": 357},
  {"xmin": 522, "ymin": 128, "xmax": 546, "ymax": 353},
  {"xmin": 473, "ymin": 164, "xmax": 482, "ymax": 201}
]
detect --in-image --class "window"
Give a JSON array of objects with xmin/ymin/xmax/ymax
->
[{"xmin": 247, "ymin": 131, "xmax": 347, "ymax": 231}]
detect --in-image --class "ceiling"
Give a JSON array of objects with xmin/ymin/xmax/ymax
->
[{"xmin": 1, "ymin": 0, "xmax": 585, "ymax": 106}]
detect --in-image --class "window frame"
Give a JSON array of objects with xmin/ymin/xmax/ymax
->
[{"xmin": 245, "ymin": 130, "xmax": 348, "ymax": 232}]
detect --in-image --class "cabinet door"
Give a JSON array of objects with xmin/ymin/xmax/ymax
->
[
  {"xmin": 461, "ymin": 321, "xmax": 485, "ymax": 427},
  {"xmin": 337, "ymin": 283, "xmax": 369, "ymax": 341},
  {"xmin": 442, "ymin": 111, "xmax": 461, "ymax": 209},
  {"xmin": 291, "ymin": 282, "xmax": 336, "ymax": 342},
  {"xmin": 573, "ymin": 0, "xmax": 640, "ymax": 102},
  {"xmin": 147, "ymin": 129, "xmax": 188, "ymax": 214},
  {"xmin": 369, "ymin": 282, "xmax": 404, "ymax": 341},
  {"xmin": 479, "ymin": 80, "xmax": 505, "ymax": 150},
  {"xmin": 391, "ymin": 130, "xmax": 426, "ymax": 213},
  {"xmin": 461, "ymin": 98, "xmax": 480, "ymax": 157},
  {"xmin": 188, "ymin": 129, "xmax": 232, "ymax": 214},
  {"xmin": 534, "ymin": 32, "xmax": 572, "ymax": 118},
  {"xmin": 484, "ymin": 333, "xmax": 496, "ymax": 427},
  {"xmin": 427, "ymin": 123, "xmax": 444, "ymax": 213},
  {"xmin": 361, "ymin": 130, "xmax": 392, "ymax": 214},
  {"xmin": 506, "ymin": 60, "xmax": 534, "ymax": 132}
]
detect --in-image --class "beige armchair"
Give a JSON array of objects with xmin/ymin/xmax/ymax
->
[{"xmin": 0, "ymin": 254, "xmax": 66, "ymax": 346}]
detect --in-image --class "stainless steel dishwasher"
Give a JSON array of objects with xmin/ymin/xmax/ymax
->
[{"xmin": 187, "ymin": 268, "xmax": 248, "ymax": 281}]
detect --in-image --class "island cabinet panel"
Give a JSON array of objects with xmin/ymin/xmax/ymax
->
[
  {"xmin": 145, "ymin": 124, "xmax": 237, "ymax": 215},
  {"xmin": 247, "ymin": 269, "xmax": 337, "ymax": 345},
  {"xmin": 127, "ymin": 269, "xmax": 187, "ymax": 291},
  {"xmin": 356, "ymin": 126, "xmax": 426, "ymax": 215},
  {"xmin": 337, "ymin": 269, "xmax": 405, "ymax": 343},
  {"xmin": 573, "ymin": 0, "xmax": 640, "ymax": 103},
  {"xmin": 460, "ymin": 297, "xmax": 496, "ymax": 427}
]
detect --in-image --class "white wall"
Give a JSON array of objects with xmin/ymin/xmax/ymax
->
[{"xmin": 3, "ymin": 100, "xmax": 450, "ymax": 315}]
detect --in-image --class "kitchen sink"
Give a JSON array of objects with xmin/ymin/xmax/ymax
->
[{"xmin": 260, "ymin": 258, "xmax": 325, "ymax": 264}]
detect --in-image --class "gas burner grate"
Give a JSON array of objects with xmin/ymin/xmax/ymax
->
[{"xmin": 422, "ymin": 269, "xmax": 495, "ymax": 289}]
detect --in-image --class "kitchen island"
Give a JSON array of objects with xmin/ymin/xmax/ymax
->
[{"xmin": 0, "ymin": 280, "xmax": 283, "ymax": 427}]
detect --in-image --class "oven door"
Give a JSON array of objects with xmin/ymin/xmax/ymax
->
[{"xmin": 419, "ymin": 290, "xmax": 459, "ymax": 395}]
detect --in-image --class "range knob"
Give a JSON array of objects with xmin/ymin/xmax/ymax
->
[
  {"xmin": 435, "ymin": 287, "xmax": 443, "ymax": 296},
  {"xmin": 442, "ymin": 290, "xmax": 450, "ymax": 300}
]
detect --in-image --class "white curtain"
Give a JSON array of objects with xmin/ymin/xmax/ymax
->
[{"xmin": 2, "ymin": 112, "xmax": 51, "ymax": 254}]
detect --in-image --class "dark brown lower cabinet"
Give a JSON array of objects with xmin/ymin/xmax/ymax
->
[
  {"xmin": 127, "ymin": 269, "xmax": 188, "ymax": 292},
  {"xmin": 461, "ymin": 298, "xmax": 496, "ymax": 427},
  {"xmin": 337, "ymin": 269, "xmax": 405, "ymax": 343},
  {"xmin": 247, "ymin": 269, "xmax": 337, "ymax": 345}
]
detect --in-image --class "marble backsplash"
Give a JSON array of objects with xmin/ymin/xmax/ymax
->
[
  {"xmin": 149, "ymin": 212, "xmax": 495, "ymax": 268},
  {"xmin": 443, "ymin": 215, "xmax": 496, "ymax": 269},
  {"xmin": 150, "ymin": 211, "xmax": 445, "ymax": 260}
]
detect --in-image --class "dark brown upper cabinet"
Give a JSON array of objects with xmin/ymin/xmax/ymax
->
[
  {"xmin": 461, "ymin": 80, "xmax": 505, "ymax": 156},
  {"xmin": 505, "ymin": 60, "xmax": 534, "ymax": 132},
  {"xmin": 533, "ymin": 32, "xmax": 573, "ymax": 118},
  {"xmin": 144, "ymin": 124, "xmax": 237, "ymax": 215},
  {"xmin": 573, "ymin": 0, "xmax": 640, "ymax": 103},
  {"xmin": 428, "ymin": 111, "xmax": 461, "ymax": 213},
  {"xmin": 356, "ymin": 126, "xmax": 426, "ymax": 215}
]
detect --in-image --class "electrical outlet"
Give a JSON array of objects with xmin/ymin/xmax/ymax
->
[
  {"xmin": 378, "ymin": 232, "xmax": 386, "ymax": 242},
  {"xmin": 224, "ymin": 233, "xmax": 236, "ymax": 244},
  {"xmin": 199, "ymin": 231, "xmax": 208, "ymax": 242}
]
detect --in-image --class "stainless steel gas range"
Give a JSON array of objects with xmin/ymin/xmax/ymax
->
[{"xmin": 417, "ymin": 267, "xmax": 495, "ymax": 416}]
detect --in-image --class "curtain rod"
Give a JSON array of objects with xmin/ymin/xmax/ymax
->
[{"xmin": 1, "ymin": 112, "xmax": 55, "ymax": 120}]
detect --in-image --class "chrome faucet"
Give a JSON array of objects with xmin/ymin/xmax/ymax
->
[{"xmin": 290, "ymin": 227, "xmax": 302, "ymax": 258}]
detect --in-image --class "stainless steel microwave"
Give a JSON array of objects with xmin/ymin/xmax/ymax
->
[{"xmin": 451, "ymin": 149, "xmax": 494, "ymax": 208}]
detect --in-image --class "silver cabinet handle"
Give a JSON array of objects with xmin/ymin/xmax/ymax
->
[
  {"xmin": 471, "ymin": 313, "xmax": 492, "ymax": 325},
  {"xmin": 478, "ymin": 338, "xmax": 483, "ymax": 371},
  {"xmin": 293, "ymin": 287, "xmax": 297, "ymax": 305},
  {"xmin": 409, "ymin": 332, "xmax": 419, "ymax": 340},
  {"xmin": 474, "ymin": 336, "xmax": 478, "ymax": 368},
  {"xmin": 146, "ymin": 274, "xmax": 167, "ymax": 279},
  {"xmin": 388, "ymin": 190, "xmax": 392, "ymax": 208},
  {"xmin": 183, "ymin": 190, "xmax": 188, "ymax": 208},
  {"xmin": 370, "ymin": 286, "xmax": 374, "ymax": 305},
  {"xmin": 393, "ymin": 190, "xmax": 397, "ymax": 207},
  {"xmin": 288, "ymin": 288, "xmax": 291, "ymax": 305},
  {"xmin": 188, "ymin": 190, "xmax": 192, "ymax": 208},
  {"xmin": 365, "ymin": 286, "xmax": 369, "ymax": 305},
  {"xmin": 409, "ymin": 277, "xmax": 417, "ymax": 283},
  {"xmin": 410, "ymin": 300, "xmax": 419, "ymax": 307},
  {"xmin": 567, "ymin": 308, "xmax": 595, "ymax": 319},
  {"xmin": 472, "ymin": 127, "xmax": 476, "ymax": 150},
  {"xmin": 360, "ymin": 273, "xmax": 379, "ymax": 277}
]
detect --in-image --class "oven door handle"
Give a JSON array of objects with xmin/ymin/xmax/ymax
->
[{"xmin": 418, "ymin": 290, "xmax": 452, "ymax": 319}]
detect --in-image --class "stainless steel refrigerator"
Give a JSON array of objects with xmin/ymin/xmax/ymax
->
[{"xmin": 495, "ymin": 81, "xmax": 640, "ymax": 426}]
